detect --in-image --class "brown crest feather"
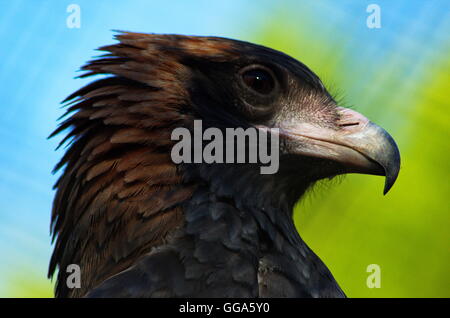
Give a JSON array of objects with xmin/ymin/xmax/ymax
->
[{"xmin": 48, "ymin": 32, "xmax": 237, "ymax": 297}]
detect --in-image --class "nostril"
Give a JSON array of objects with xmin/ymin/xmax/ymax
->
[{"xmin": 340, "ymin": 122, "xmax": 359, "ymax": 127}]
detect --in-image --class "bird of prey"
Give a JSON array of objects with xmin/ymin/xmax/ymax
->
[{"xmin": 48, "ymin": 32, "xmax": 400, "ymax": 298}]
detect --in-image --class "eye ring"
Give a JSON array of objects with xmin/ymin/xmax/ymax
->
[{"xmin": 239, "ymin": 64, "xmax": 277, "ymax": 96}]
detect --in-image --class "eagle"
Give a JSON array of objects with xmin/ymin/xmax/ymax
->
[{"xmin": 48, "ymin": 32, "xmax": 400, "ymax": 298}]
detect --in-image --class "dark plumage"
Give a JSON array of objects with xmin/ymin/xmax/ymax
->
[{"xmin": 49, "ymin": 32, "xmax": 400, "ymax": 297}]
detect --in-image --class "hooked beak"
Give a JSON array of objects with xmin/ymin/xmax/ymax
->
[{"xmin": 279, "ymin": 107, "xmax": 400, "ymax": 194}]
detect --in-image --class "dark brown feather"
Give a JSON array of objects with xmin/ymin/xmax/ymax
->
[{"xmin": 48, "ymin": 32, "xmax": 237, "ymax": 297}]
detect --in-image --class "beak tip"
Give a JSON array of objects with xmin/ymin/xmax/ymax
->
[
  {"xmin": 383, "ymin": 184, "xmax": 391, "ymax": 195},
  {"xmin": 383, "ymin": 171, "xmax": 399, "ymax": 195},
  {"xmin": 382, "ymin": 157, "xmax": 400, "ymax": 196},
  {"xmin": 377, "ymin": 127, "xmax": 401, "ymax": 196}
]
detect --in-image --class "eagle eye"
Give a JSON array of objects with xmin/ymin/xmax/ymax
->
[{"xmin": 240, "ymin": 65, "xmax": 276, "ymax": 95}]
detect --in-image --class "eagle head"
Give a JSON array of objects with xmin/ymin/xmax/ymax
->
[{"xmin": 49, "ymin": 32, "xmax": 400, "ymax": 298}]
